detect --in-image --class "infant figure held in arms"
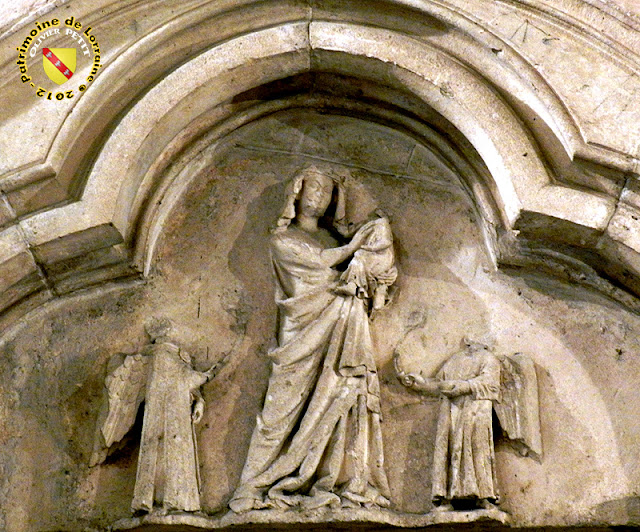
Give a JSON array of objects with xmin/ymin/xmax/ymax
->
[{"xmin": 335, "ymin": 213, "xmax": 396, "ymax": 311}]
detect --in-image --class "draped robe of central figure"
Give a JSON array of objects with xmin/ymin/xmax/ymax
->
[{"xmin": 231, "ymin": 225, "xmax": 390, "ymax": 509}]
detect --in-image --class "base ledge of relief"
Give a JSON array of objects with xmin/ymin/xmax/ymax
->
[{"xmin": 112, "ymin": 507, "xmax": 511, "ymax": 530}]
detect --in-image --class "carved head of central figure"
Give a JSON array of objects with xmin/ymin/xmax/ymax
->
[
  {"xmin": 276, "ymin": 165, "xmax": 345, "ymax": 232},
  {"xmin": 298, "ymin": 168, "xmax": 334, "ymax": 218}
]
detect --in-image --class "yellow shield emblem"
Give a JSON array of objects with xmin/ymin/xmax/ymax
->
[{"xmin": 43, "ymin": 48, "xmax": 76, "ymax": 85}]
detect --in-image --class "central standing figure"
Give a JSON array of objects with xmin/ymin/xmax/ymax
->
[{"xmin": 229, "ymin": 166, "xmax": 394, "ymax": 513}]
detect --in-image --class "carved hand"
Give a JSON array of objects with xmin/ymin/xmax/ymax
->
[
  {"xmin": 400, "ymin": 373, "xmax": 441, "ymax": 395},
  {"xmin": 399, "ymin": 372, "xmax": 419, "ymax": 388},
  {"xmin": 439, "ymin": 380, "xmax": 472, "ymax": 397},
  {"xmin": 375, "ymin": 269, "xmax": 397, "ymax": 284},
  {"xmin": 192, "ymin": 399, "xmax": 205, "ymax": 424},
  {"xmin": 350, "ymin": 224, "xmax": 373, "ymax": 249},
  {"xmin": 205, "ymin": 363, "xmax": 219, "ymax": 381}
]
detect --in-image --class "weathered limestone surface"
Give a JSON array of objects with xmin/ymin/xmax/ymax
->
[
  {"xmin": 0, "ymin": 1, "xmax": 639, "ymax": 531},
  {"xmin": 0, "ymin": 112, "xmax": 638, "ymax": 530}
]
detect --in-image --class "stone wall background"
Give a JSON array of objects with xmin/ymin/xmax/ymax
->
[{"xmin": 0, "ymin": 111, "xmax": 639, "ymax": 530}]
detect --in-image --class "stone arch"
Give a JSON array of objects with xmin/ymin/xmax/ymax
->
[{"xmin": 2, "ymin": 4, "xmax": 640, "ymax": 330}]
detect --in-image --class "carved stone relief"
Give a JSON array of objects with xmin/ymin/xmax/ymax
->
[
  {"xmin": 229, "ymin": 166, "xmax": 396, "ymax": 513},
  {"xmin": 90, "ymin": 318, "xmax": 217, "ymax": 514},
  {"xmin": 0, "ymin": 110, "xmax": 639, "ymax": 531},
  {"xmin": 396, "ymin": 338, "xmax": 541, "ymax": 520},
  {"xmin": 3, "ymin": 0, "xmax": 640, "ymax": 530}
]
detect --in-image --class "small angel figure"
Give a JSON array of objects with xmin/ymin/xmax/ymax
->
[
  {"xmin": 90, "ymin": 318, "xmax": 217, "ymax": 515},
  {"xmin": 335, "ymin": 213, "xmax": 397, "ymax": 310},
  {"xmin": 396, "ymin": 338, "xmax": 541, "ymax": 513}
]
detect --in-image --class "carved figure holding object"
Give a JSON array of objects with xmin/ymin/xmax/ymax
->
[
  {"xmin": 334, "ymin": 212, "xmax": 397, "ymax": 311},
  {"xmin": 229, "ymin": 165, "xmax": 396, "ymax": 513},
  {"xmin": 90, "ymin": 317, "xmax": 219, "ymax": 515},
  {"xmin": 396, "ymin": 337, "xmax": 541, "ymax": 513}
]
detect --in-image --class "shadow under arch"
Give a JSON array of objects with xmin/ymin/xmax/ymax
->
[{"xmin": 135, "ymin": 71, "xmax": 504, "ymax": 279}]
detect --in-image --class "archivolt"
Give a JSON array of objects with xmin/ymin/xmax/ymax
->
[{"xmin": 1, "ymin": 6, "xmax": 639, "ymax": 330}]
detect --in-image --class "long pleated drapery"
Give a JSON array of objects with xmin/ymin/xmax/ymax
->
[
  {"xmin": 132, "ymin": 343, "xmax": 208, "ymax": 512},
  {"xmin": 431, "ymin": 350, "xmax": 501, "ymax": 503},
  {"xmin": 230, "ymin": 226, "xmax": 390, "ymax": 510}
]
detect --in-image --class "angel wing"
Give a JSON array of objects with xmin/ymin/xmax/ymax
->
[
  {"xmin": 89, "ymin": 352, "xmax": 151, "ymax": 466},
  {"xmin": 494, "ymin": 352, "xmax": 542, "ymax": 460}
]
